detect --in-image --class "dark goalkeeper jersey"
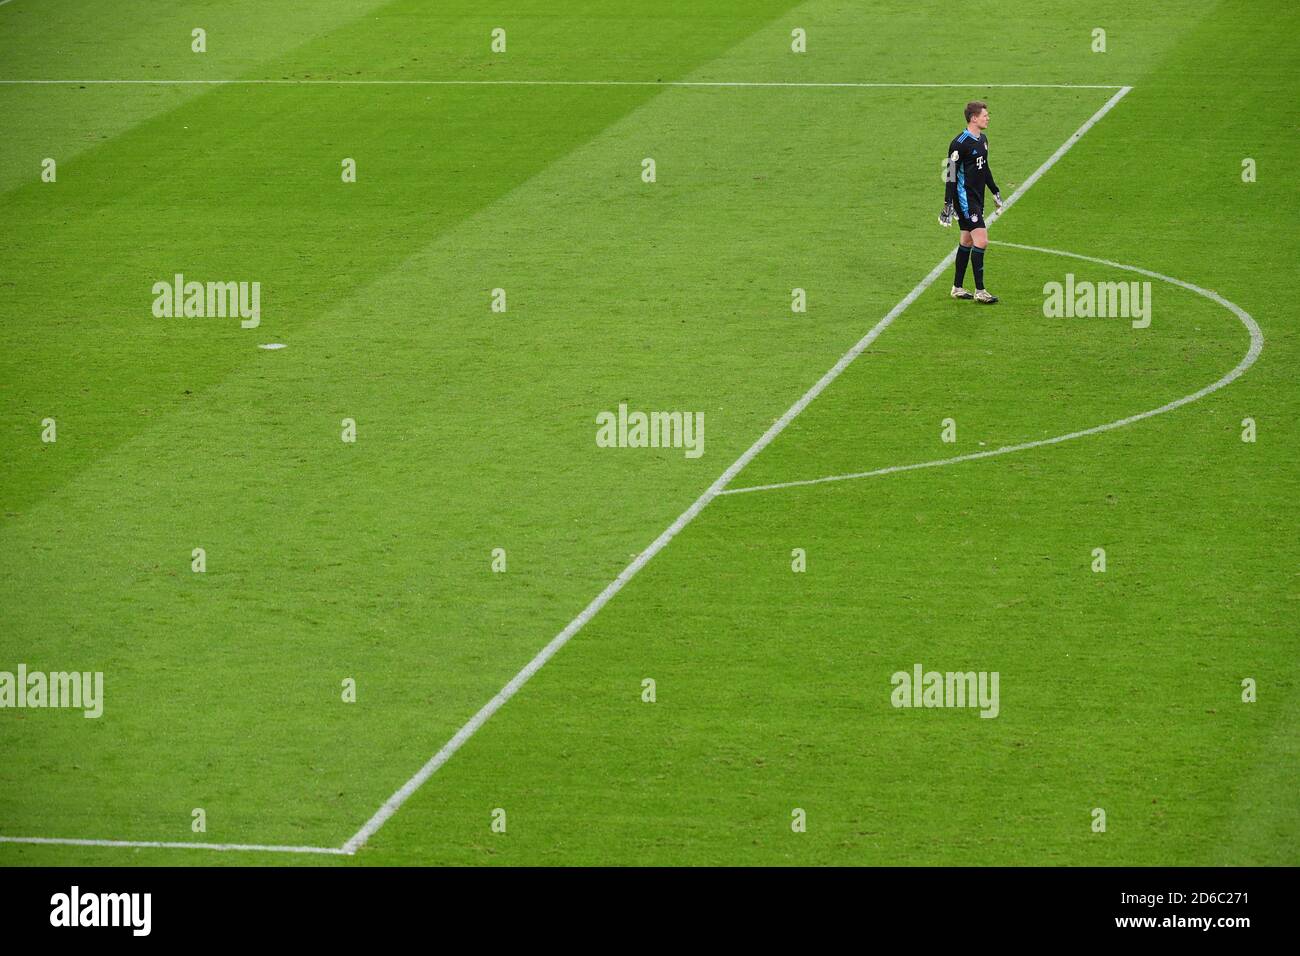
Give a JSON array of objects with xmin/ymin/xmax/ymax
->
[{"xmin": 944, "ymin": 129, "xmax": 1000, "ymax": 219}]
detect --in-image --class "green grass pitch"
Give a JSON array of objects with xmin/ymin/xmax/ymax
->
[{"xmin": 0, "ymin": 0, "xmax": 1296, "ymax": 866}]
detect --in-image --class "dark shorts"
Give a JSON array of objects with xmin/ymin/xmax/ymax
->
[{"xmin": 957, "ymin": 205, "xmax": 986, "ymax": 232}]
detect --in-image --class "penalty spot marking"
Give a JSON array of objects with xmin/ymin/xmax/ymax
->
[
  {"xmin": 258, "ymin": 343, "xmax": 287, "ymax": 350},
  {"xmin": 720, "ymin": 242, "xmax": 1263, "ymax": 496}
]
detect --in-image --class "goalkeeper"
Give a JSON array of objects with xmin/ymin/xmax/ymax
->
[{"xmin": 939, "ymin": 101, "xmax": 1002, "ymax": 304}]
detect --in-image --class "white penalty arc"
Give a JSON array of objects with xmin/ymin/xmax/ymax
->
[{"xmin": 721, "ymin": 240, "xmax": 1264, "ymax": 497}]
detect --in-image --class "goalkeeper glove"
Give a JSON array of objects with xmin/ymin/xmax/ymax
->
[
  {"xmin": 939, "ymin": 201, "xmax": 954, "ymax": 227},
  {"xmin": 993, "ymin": 192, "xmax": 1004, "ymax": 210}
]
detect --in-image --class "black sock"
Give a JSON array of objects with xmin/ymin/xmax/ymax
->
[
  {"xmin": 954, "ymin": 244, "xmax": 972, "ymax": 286},
  {"xmin": 971, "ymin": 246, "xmax": 986, "ymax": 290}
]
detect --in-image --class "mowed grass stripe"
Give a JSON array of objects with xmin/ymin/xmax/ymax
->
[
  {"xmin": 0, "ymin": 2, "xmax": 804, "ymax": 516},
  {"xmin": 0, "ymin": 0, "xmax": 405, "ymax": 192},
  {"xmin": 1, "ymin": 1, "xmax": 880, "ymax": 851}
]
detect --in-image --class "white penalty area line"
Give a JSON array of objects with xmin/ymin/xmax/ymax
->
[
  {"xmin": 0, "ymin": 78, "xmax": 1126, "ymax": 90},
  {"xmin": 0, "ymin": 835, "xmax": 348, "ymax": 855},
  {"xmin": 338, "ymin": 84, "xmax": 1134, "ymax": 856}
]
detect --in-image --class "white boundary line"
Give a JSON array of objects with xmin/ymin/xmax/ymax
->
[
  {"xmin": 0, "ymin": 78, "xmax": 1125, "ymax": 89},
  {"xmin": 0, "ymin": 835, "xmax": 347, "ymax": 855},
  {"xmin": 339, "ymin": 84, "xmax": 1134, "ymax": 856},
  {"xmin": 722, "ymin": 240, "xmax": 1263, "ymax": 496},
  {"xmin": 1, "ymin": 84, "xmax": 1132, "ymax": 859}
]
